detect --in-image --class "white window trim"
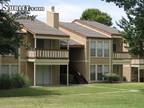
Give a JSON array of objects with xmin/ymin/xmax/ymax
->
[
  {"xmin": 90, "ymin": 40, "xmax": 110, "ymax": 58},
  {"xmin": 90, "ymin": 64, "xmax": 109, "ymax": 82},
  {"xmin": 0, "ymin": 64, "xmax": 18, "ymax": 76}
]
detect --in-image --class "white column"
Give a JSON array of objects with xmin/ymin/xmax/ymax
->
[
  {"xmin": 138, "ymin": 67, "xmax": 140, "ymax": 82},
  {"xmin": 67, "ymin": 39, "xmax": 69, "ymax": 51},
  {"xmin": 95, "ymin": 65, "xmax": 98, "ymax": 81},
  {"xmin": 34, "ymin": 37, "xmax": 37, "ymax": 86},
  {"xmin": 67, "ymin": 64, "xmax": 69, "ymax": 86},
  {"xmin": 34, "ymin": 62, "xmax": 36, "ymax": 86},
  {"xmin": 67, "ymin": 39, "xmax": 69, "ymax": 86},
  {"xmin": 34, "ymin": 38, "xmax": 37, "ymax": 49}
]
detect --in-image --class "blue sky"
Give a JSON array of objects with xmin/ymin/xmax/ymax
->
[{"xmin": 10, "ymin": 0, "xmax": 126, "ymax": 27}]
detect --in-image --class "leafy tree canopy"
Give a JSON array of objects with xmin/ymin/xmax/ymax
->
[
  {"xmin": 80, "ymin": 8, "xmax": 112, "ymax": 26},
  {"xmin": 102, "ymin": 0, "xmax": 137, "ymax": 10},
  {"xmin": 0, "ymin": 0, "xmax": 36, "ymax": 57},
  {"xmin": 103, "ymin": 0, "xmax": 144, "ymax": 57}
]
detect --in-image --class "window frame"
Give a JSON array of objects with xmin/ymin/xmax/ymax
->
[{"xmin": 90, "ymin": 40, "xmax": 110, "ymax": 58}]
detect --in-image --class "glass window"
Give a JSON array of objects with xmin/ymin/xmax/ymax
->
[
  {"xmin": 90, "ymin": 41, "xmax": 96, "ymax": 56},
  {"xmin": 97, "ymin": 65, "xmax": 103, "ymax": 80},
  {"xmin": 0, "ymin": 65, "xmax": 9, "ymax": 75},
  {"xmin": 90, "ymin": 65, "xmax": 96, "ymax": 81},
  {"xmin": 113, "ymin": 44, "xmax": 117, "ymax": 52},
  {"xmin": 37, "ymin": 39, "xmax": 44, "ymax": 49},
  {"xmin": 97, "ymin": 41, "xmax": 103, "ymax": 57},
  {"xmin": 104, "ymin": 65, "xmax": 109, "ymax": 74},
  {"xmin": 11, "ymin": 65, "xmax": 18, "ymax": 75},
  {"xmin": 104, "ymin": 41, "xmax": 109, "ymax": 57}
]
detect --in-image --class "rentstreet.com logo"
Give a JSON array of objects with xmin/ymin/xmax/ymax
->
[{"xmin": 0, "ymin": 1, "xmax": 45, "ymax": 11}]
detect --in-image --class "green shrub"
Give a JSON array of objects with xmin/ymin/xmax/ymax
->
[
  {"xmin": 122, "ymin": 76, "xmax": 127, "ymax": 82},
  {"xmin": 11, "ymin": 74, "xmax": 29, "ymax": 88},
  {"xmin": 0, "ymin": 74, "xmax": 29, "ymax": 89},
  {"xmin": 103, "ymin": 73, "xmax": 121, "ymax": 83},
  {"xmin": 0, "ymin": 74, "xmax": 11, "ymax": 89}
]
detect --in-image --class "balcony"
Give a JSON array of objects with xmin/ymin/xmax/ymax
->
[
  {"xmin": 131, "ymin": 59, "xmax": 144, "ymax": 65},
  {"xmin": 27, "ymin": 49, "xmax": 69, "ymax": 59},
  {"xmin": 113, "ymin": 52, "xmax": 131, "ymax": 59}
]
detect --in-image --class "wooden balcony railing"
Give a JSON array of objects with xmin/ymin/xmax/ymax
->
[
  {"xmin": 131, "ymin": 59, "xmax": 144, "ymax": 64},
  {"xmin": 27, "ymin": 49, "xmax": 69, "ymax": 59},
  {"xmin": 113, "ymin": 52, "xmax": 131, "ymax": 59}
]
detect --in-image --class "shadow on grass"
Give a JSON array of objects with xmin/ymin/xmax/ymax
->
[{"xmin": 0, "ymin": 87, "xmax": 61, "ymax": 98}]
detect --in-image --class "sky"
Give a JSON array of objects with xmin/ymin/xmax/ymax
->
[{"xmin": 9, "ymin": 0, "xmax": 127, "ymax": 27}]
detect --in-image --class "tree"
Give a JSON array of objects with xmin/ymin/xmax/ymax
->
[
  {"xmin": 0, "ymin": 10, "xmax": 22, "ymax": 57},
  {"xmin": 0, "ymin": 0, "xmax": 36, "ymax": 57},
  {"xmin": 80, "ymin": 8, "xmax": 112, "ymax": 26},
  {"xmin": 102, "ymin": 0, "xmax": 144, "ymax": 57},
  {"xmin": 101, "ymin": 0, "xmax": 137, "ymax": 11}
]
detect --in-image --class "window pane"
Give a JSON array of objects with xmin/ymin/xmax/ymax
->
[
  {"xmin": 90, "ymin": 65, "xmax": 96, "ymax": 81},
  {"xmin": 104, "ymin": 41, "xmax": 109, "ymax": 57},
  {"xmin": 104, "ymin": 65, "xmax": 109, "ymax": 73},
  {"xmin": 90, "ymin": 41, "xmax": 96, "ymax": 56},
  {"xmin": 0, "ymin": 65, "xmax": 9, "ymax": 75},
  {"xmin": 11, "ymin": 65, "xmax": 18, "ymax": 75},
  {"xmin": 97, "ymin": 65, "xmax": 103, "ymax": 80},
  {"xmin": 37, "ymin": 39, "xmax": 44, "ymax": 49},
  {"xmin": 113, "ymin": 44, "xmax": 116, "ymax": 52},
  {"xmin": 97, "ymin": 41, "xmax": 103, "ymax": 57}
]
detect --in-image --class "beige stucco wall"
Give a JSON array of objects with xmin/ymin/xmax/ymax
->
[
  {"xmin": 123, "ymin": 64, "xmax": 131, "ymax": 82},
  {"xmin": 59, "ymin": 27, "xmax": 87, "ymax": 45},
  {"xmin": 27, "ymin": 62, "xmax": 34, "ymax": 85},
  {"xmin": 1, "ymin": 56, "xmax": 18, "ymax": 64}
]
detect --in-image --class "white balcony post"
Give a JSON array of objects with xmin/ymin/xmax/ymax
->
[
  {"xmin": 67, "ymin": 64, "xmax": 69, "ymax": 86},
  {"xmin": 138, "ymin": 67, "xmax": 140, "ymax": 82},
  {"xmin": 67, "ymin": 39, "xmax": 69, "ymax": 86},
  {"xmin": 34, "ymin": 62, "xmax": 36, "ymax": 86},
  {"xmin": 34, "ymin": 38, "xmax": 37, "ymax": 49}
]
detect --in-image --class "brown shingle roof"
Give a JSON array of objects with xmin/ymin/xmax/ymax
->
[
  {"xmin": 60, "ymin": 22, "xmax": 109, "ymax": 38},
  {"xmin": 73, "ymin": 19, "xmax": 121, "ymax": 35},
  {"xmin": 17, "ymin": 19, "xmax": 69, "ymax": 37}
]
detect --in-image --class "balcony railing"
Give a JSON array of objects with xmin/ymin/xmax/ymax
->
[
  {"xmin": 113, "ymin": 52, "xmax": 131, "ymax": 59},
  {"xmin": 131, "ymin": 59, "xmax": 144, "ymax": 64},
  {"xmin": 27, "ymin": 49, "xmax": 69, "ymax": 59}
]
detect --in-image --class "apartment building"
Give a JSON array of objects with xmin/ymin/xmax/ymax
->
[
  {"xmin": 60, "ymin": 19, "xmax": 144, "ymax": 83},
  {"xmin": 0, "ymin": 7, "xmax": 144, "ymax": 86},
  {"xmin": 0, "ymin": 8, "xmax": 70, "ymax": 86}
]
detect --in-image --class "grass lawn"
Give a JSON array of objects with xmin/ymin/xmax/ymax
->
[{"xmin": 0, "ymin": 83, "xmax": 144, "ymax": 108}]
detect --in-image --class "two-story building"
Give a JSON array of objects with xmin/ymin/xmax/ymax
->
[
  {"xmin": 0, "ymin": 7, "xmax": 144, "ymax": 86},
  {"xmin": 0, "ymin": 8, "xmax": 70, "ymax": 86},
  {"xmin": 60, "ymin": 19, "xmax": 144, "ymax": 83}
]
